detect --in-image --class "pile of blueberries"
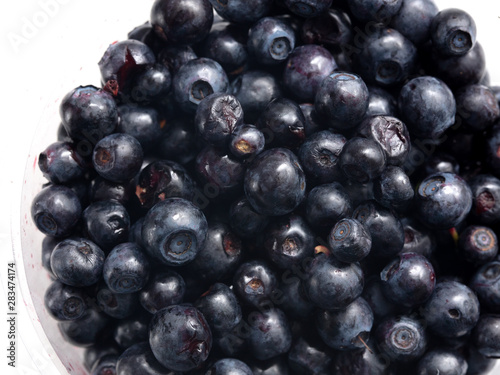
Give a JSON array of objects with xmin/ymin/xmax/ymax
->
[{"xmin": 30, "ymin": 0, "xmax": 500, "ymax": 374}]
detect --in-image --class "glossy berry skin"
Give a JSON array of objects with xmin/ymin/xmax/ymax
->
[
  {"xmin": 380, "ymin": 252, "xmax": 436, "ymax": 308},
  {"xmin": 373, "ymin": 166, "xmax": 414, "ymax": 209},
  {"xmin": 365, "ymin": 86, "xmax": 397, "ymax": 118},
  {"xmin": 208, "ymin": 0, "xmax": 272, "ymax": 24},
  {"xmin": 400, "ymin": 217, "xmax": 436, "ymax": 258},
  {"xmin": 287, "ymin": 337, "xmax": 332, "ymax": 375},
  {"xmin": 283, "ymin": 45, "xmax": 337, "ymax": 102},
  {"xmin": 58, "ymin": 308, "xmax": 109, "ymax": 348},
  {"xmin": 228, "ymin": 197, "xmax": 269, "ymax": 239},
  {"xmin": 416, "ymin": 349, "xmax": 467, "ymax": 375},
  {"xmin": 229, "ymin": 124, "xmax": 266, "ymax": 160},
  {"xmin": 354, "ymin": 28, "xmax": 416, "ymax": 87},
  {"xmin": 315, "ymin": 72, "xmax": 369, "ymax": 132},
  {"xmin": 141, "ymin": 198, "xmax": 208, "ymax": 266},
  {"xmin": 233, "ymin": 260, "xmax": 277, "ymax": 308},
  {"xmin": 92, "ymin": 133, "xmax": 143, "ymax": 184},
  {"xmin": 348, "ymin": 0, "xmax": 403, "ymax": 23},
  {"xmin": 458, "ymin": 226, "xmax": 498, "ymax": 264},
  {"xmin": 466, "ymin": 346, "xmax": 497, "ymax": 375},
  {"xmin": 150, "ymin": 0, "xmax": 213, "ymax": 45},
  {"xmin": 317, "ymin": 297, "xmax": 374, "ymax": 352},
  {"xmin": 339, "ymin": 137, "xmax": 386, "ymax": 183},
  {"xmin": 158, "ymin": 45, "xmax": 197, "ymax": 76},
  {"xmin": 398, "ymin": 76, "xmax": 455, "ymax": 140},
  {"xmin": 131, "ymin": 63, "xmax": 172, "ymax": 104},
  {"xmin": 247, "ymin": 17, "xmax": 295, "ymax": 66},
  {"xmin": 44, "ymin": 280, "xmax": 88, "ymax": 321},
  {"xmin": 113, "ymin": 314, "xmax": 150, "ymax": 350},
  {"xmin": 305, "ymin": 183, "xmax": 352, "ymax": 229},
  {"xmin": 328, "ymin": 218, "xmax": 372, "ymax": 263},
  {"xmin": 244, "ymin": 148, "xmax": 306, "ymax": 216},
  {"xmin": 38, "ymin": 141, "xmax": 87, "ymax": 184},
  {"xmin": 353, "ymin": 200, "xmax": 405, "ymax": 258},
  {"xmin": 301, "ymin": 8, "xmax": 353, "ymax": 48},
  {"xmin": 263, "ymin": 214, "xmax": 315, "ymax": 269},
  {"xmin": 298, "ymin": 130, "xmax": 346, "ymax": 184},
  {"xmin": 357, "ymin": 116, "xmax": 411, "ymax": 167},
  {"xmin": 415, "ymin": 172, "xmax": 472, "ymax": 230},
  {"xmin": 299, "ymin": 103, "xmax": 325, "ymax": 135},
  {"xmin": 194, "ymin": 93, "xmax": 244, "ymax": 147},
  {"xmin": 430, "ymin": 8, "xmax": 476, "ymax": 57},
  {"xmin": 103, "ymin": 242, "xmax": 150, "ymax": 294},
  {"xmin": 116, "ymin": 342, "xmax": 171, "ymax": 375},
  {"xmin": 304, "ymin": 253, "xmax": 364, "ymax": 310},
  {"xmin": 31, "ymin": 185, "xmax": 81, "ymax": 238},
  {"xmin": 250, "ymin": 356, "xmax": 290, "ymax": 375},
  {"xmin": 422, "ymin": 281, "xmax": 480, "ymax": 338},
  {"xmin": 230, "ymin": 70, "xmax": 282, "ymax": 123},
  {"xmin": 470, "ymin": 261, "xmax": 500, "ymax": 313},
  {"xmin": 375, "ymin": 315, "xmax": 427, "ymax": 362},
  {"xmin": 117, "ymin": 105, "xmax": 163, "ymax": 151},
  {"xmin": 82, "ymin": 200, "xmax": 130, "ymax": 251},
  {"xmin": 135, "ymin": 160, "xmax": 196, "ymax": 210},
  {"xmin": 96, "ymin": 285, "xmax": 138, "ymax": 319},
  {"xmin": 207, "ymin": 358, "xmax": 253, "ymax": 375},
  {"xmin": 194, "ymin": 283, "xmax": 242, "ymax": 337},
  {"xmin": 155, "ymin": 116, "xmax": 197, "ymax": 165},
  {"xmin": 172, "ymin": 58, "xmax": 229, "ymax": 114},
  {"xmin": 139, "ymin": 270, "xmax": 185, "ymax": 314},
  {"xmin": 50, "ymin": 238, "xmax": 105, "ymax": 287},
  {"xmin": 390, "ymin": 0, "xmax": 439, "ymax": 46},
  {"xmin": 149, "ymin": 305, "xmax": 212, "ymax": 372},
  {"xmin": 454, "ymin": 84, "xmax": 500, "ymax": 132},
  {"xmin": 472, "ymin": 314, "xmax": 500, "ymax": 358},
  {"xmin": 248, "ymin": 308, "xmax": 292, "ymax": 361}
]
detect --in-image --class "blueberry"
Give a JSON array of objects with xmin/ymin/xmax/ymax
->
[
  {"xmin": 472, "ymin": 314, "xmax": 500, "ymax": 358},
  {"xmin": 339, "ymin": 137, "xmax": 387, "ymax": 183},
  {"xmin": 150, "ymin": 0, "xmax": 213, "ymax": 45},
  {"xmin": 113, "ymin": 314, "xmax": 150, "ymax": 350},
  {"xmin": 278, "ymin": 277, "xmax": 314, "ymax": 320},
  {"xmin": 248, "ymin": 17, "xmax": 296, "ymax": 66},
  {"xmin": 486, "ymin": 124, "xmax": 500, "ymax": 176},
  {"xmin": 158, "ymin": 45, "xmax": 198, "ymax": 75},
  {"xmin": 58, "ymin": 308, "xmax": 109, "ymax": 348},
  {"xmin": 316, "ymin": 297, "xmax": 374, "ymax": 351},
  {"xmin": 139, "ymin": 270, "xmax": 185, "ymax": 314},
  {"xmin": 458, "ymin": 226, "xmax": 498, "ymax": 264},
  {"xmin": 365, "ymin": 86, "xmax": 398, "ymax": 119},
  {"xmin": 362, "ymin": 277, "xmax": 399, "ymax": 321},
  {"xmin": 244, "ymin": 148, "xmax": 306, "ymax": 216},
  {"xmin": 116, "ymin": 342, "xmax": 171, "ymax": 375},
  {"xmin": 31, "ymin": 185, "xmax": 82, "ymax": 238},
  {"xmin": 50, "ymin": 238, "xmax": 105, "ymax": 287},
  {"xmin": 38, "ymin": 141, "xmax": 87, "ymax": 184},
  {"xmin": 92, "ymin": 133, "xmax": 143, "ymax": 184},
  {"xmin": 248, "ymin": 308, "xmax": 292, "ymax": 360},
  {"xmin": 466, "ymin": 345, "xmax": 497, "ymax": 375},
  {"xmin": 390, "ymin": 0, "xmax": 438, "ymax": 46},
  {"xmin": 400, "ymin": 217, "xmax": 436, "ymax": 257},
  {"xmin": 96, "ymin": 284, "xmax": 139, "ymax": 319},
  {"xmin": 470, "ymin": 261, "xmax": 500, "ymax": 313},
  {"xmin": 301, "ymin": 8, "xmax": 353, "ymax": 48},
  {"xmin": 328, "ymin": 218, "xmax": 372, "ymax": 263},
  {"xmin": 84, "ymin": 343, "xmax": 121, "ymax": 373},
  {"xmin": 131, "ymin": 63, "xmax": 171, "ymax": 104},
  {"xmin": 348, "ymin": 0, "xmax": 403, "ymax": 23},
  {"xmin": 90, "ymin": 354, "xmax": 118, "ymax": 375},
  {"xmin": 141, "ymin": 197, "xmax": 208, "ymax": 266},
  {"xmin": 228, "ymin": 197, "xmax": 269, "ymax": 239},
  {"xmin": 373, "ymin": 166, "xmax": 414, "ymax": 209},
  {"xmin": 305, "ymin": 182, "xmax": 352, "ymax": 229},
  {"xmin": 299, "ymin": 103, "xmax": 326, "ymax": 136},
  {"xmin": 208, "ymin": 0, "xmax": 273, "ymax": 24},
  {"xmin": 44, "ymin": 280, "xmax": 88, "ymax": 321},
  {"xmin": 422, "ymin": 281, "xmax": 480, "ymax": 338},
  {"xmin": 206, "ymin": 358, "xmax": 253, "ymax": 375},
  {"xmin": 415, "ymin": 172, "xmax": 472, "ymax": 230},
  {"xmin": 149, "ymin": 305, "xmax": 212, "ymax": 371},
  {"xmin": 455, "ymin": 84, "xmax": 500, "ymax": 132},
  {"xmin": 154, "ymin": 116, "xmax": 198, "ymax": 165},
  {"xmin": 250, "ymin": 356, "xmax": 290, "ymax": 375},
  {"xmin": 229, "ymin": 124, "xmax": 266, "ymax": 160},
  {"xmin": 430, "ymin": 8, "xmax": 477, "ymax": 57},
  {"xmin": 287, "ymin": 336, "xmax": 333, "ymax": 375},
  {"xmin": 233, "ymin": 259, "xmax": 277, "ymax": 308},
  {"xmin": 416, "ymin": 349, "xmax": 468, "ymax": 375}
]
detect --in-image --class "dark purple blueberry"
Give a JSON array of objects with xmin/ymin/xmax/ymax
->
[
  {"xmin": 58, "ymin": 308, "xmax": 109, "ymax": 348},
  {"xmin": 375, "ymin": 315, "xmax": 427, "ymax": 362},
  {"xmin": 365, "ymin": 86, "xmax": 398, "ymax": 119},
  {"xmin": 283, "ymin": 45, "xmax": 337, "ymax": 102},
  {"xmin": 141, "ymin": 198, "xmax": 208, "ymax": 266},
  {"xmin": 422, "ymin": 281, "xmax": 480, "ymax": 338},
  {"xmin": 472, "ymin": 314, "xmax": 500, "ymax": 358},
  {"xmin": 84, "ymin": 343, "xmax": 121, "ymax": 373},
  {"xmin": 158, "ymin": 45, "xmax": 198, "ymax": 75},
  {"xmin": 353, "ymin": 200, "xmax": 405, "ymax": 258},
  {"xmin": 284, "ymin": 0, "xmax": 332, "ymax": 18},
  {"xmin": 304, "ymin": 253, "xmax": 364, "ymax": 310},
  {"xmin": 362, "ymin": 277, "xmax": 398, "ymax": 321},
  {"xmin": 298, "ymin": 130, "xmax": 346, "ymax": 184},
  {"xmin": 278, "ymin": 277, "xmax": 314, "ymax": 320},
  {"xmin": 263, "ymin": 214, "xmax": 315, "ymax": 269},
  {"xmin": 390, "ymin": 0, "xmax": 438, "ymax": 46},
  {"xmin": 486, "ymin": 124, "xmax": 500, "ymax": 176},
  {"xmin": 247, "ymin": 17, "xmax": 296, "ymax": 65},
  {"xmin": 117, "ymin": 104, "xmax": 163, "ymax": 151},
  {"xmin": 194, "ymin": 283, "xmax": 242, "ymax": 337},
  {"xmin": 139, "ymin": 270, "xmax": 185, "ymax": 314},
  {"xmin": 150, "ymin": 0, "xmax": 213, "ymax": 45},
  {"xmin": 416, "ymin": 349, "xmax": 467, "ymax": 375},
  {"xmin": 458, "ymin": 226, "xmax": 498, "ymax": 265},
  {"xmin": 92, "ymin": 133, "xmax": 143, "ymax": 183},
  {"xmin": 90, "ymin": 176, "xmax": 136, "ymax": 206},
  {"xmin": 228, "ymin": 197, "xmax": 269, "ymax": 239},
  {"xmin": 91, "ymin": 354, "xmax": 118, "ymax": 375},
  {"xmin": 116, "ymin": 342, "xmax": 171, "ymax": 375},
  {"xmin": 305, "ymin": 182, "xmax": 352, "ymax": 229},
  {"xmin": 400, "ymin": 217, "xmax": 436, "ymax": 258},
  {"xmin": 430, "ymin": 8, "xmax": 476, "ymax": 57},
  {"xmin": 250, "ymin": 356, "xmax": 290, "ymax": 375},
  {"xmin": 248, "ymin": 308, "xmax": 292, "ymax": 360},
  {"xmin": 208, "ymin": 0, "xmax": 273, "ymax": 24},
  {"xmin": 38, "ymin": 141, "xmax": 87, "ymax": 184},
  {"xmin": 287, "ymin": 336, "xmax": 333, "ymax": 375},
  {"xmin": 207, "ymin": 358, "xmax": 253, "ymax": 375},
  {"xmin": 233, "ymin": 260, "xmax": 277, "ymax": 308},
  {"xmin": 130, "ymin": 63, "xmax": 172, "ymax": 104},
  {"xmin": 41, "ymin": 236, "xmax": 58, "ymax": 277},
  {"xmin": 328, "ymin": 218, "xmax": 372, "ymax": 263},
  {"xmin": 415, "ymin": 172, "xmax": 472, "ymax": 230},
  {"xmin": 103, "ymin": 242, "xmax": 150, "ymax": 294},
  {"xmin": 339, "ymin": 137, "xmax": 387, "ymax": 183},
  {"xmin": 455, "ymin": 84, "xmax": 500, "ymax": 132},
  {"xmin": 466, "ymin": 346, "xmax": 496, "ymax": 375},
  {"xmin": 82, "ymin": 200, "xmax": 130, "ymax": 251},
  {"xmin": 135, "ymin": 160, "xmax": 197, "ymax": 209},
  {"xmin": 373, "ymin": 166, "xmax": 414, "ymax": 209},
  {"xmin": 194, "ymin": 93, "xmax": 244, "ymax": 147},
  {"xmin": 348, "ymin": 0, "xmax": 403, "ymax": 23},
  {"xmin": 31, "ymin": 185, "xmax": 81, "ymax": 238},
  {"xmin": 421, "ymin": 152, "xmax": 460, "ymax": 177},
  {"xmin": 229, "ymin": 124, "xmax": 266, "ymax": 160},
  {"xmin": 299, "ymin": 103, "xmax": 325, "ymax": 135},
  {"xmin": 96, "ymin": 285, "xmax": 139, "ymax": 319},
  {"xmin": 155, "ymin": 116, "xmax": 198, "ymax": 165},
  {"xmin": 50, "ymin": 238, "xmax": 105, "ymax": 287},
  {"xmin": 380, "ymin": 252, "xmax": 436, "ymax": 308},
  {"xmin": 470, "ymin": 261, "xmax": 500, "ymax": 313},
  {"xmin": 333, "ymin": 340, "xmax": 388, "ymax": 375},
  {"xmin": 172, "ymin": 58, "xmax": 229, "ymax": 114},
  {"xmin": 113, "ymin": 314, "xmax": 150, "ymax": 350},
  {"xmin": 149, "ymin": 305, "xmax": 212, "ymax": 371},
  {"xmin": 44, "ymin": 280, "xmax": 88, "ymax": 321},
  {"xmin": 301, "ymin": 8, "xmax": 353, "ymax": 48},
  {"xmin": 314, "ymin": 72, "xmax": 369, "ymax": 132},
  {"xmin": 244, "ymin": 148, "xmax": 306, "ymax": 216}
]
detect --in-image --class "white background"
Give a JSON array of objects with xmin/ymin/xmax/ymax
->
[{"xmin": 1, "ymin": 0, "xmax": 500, "ymax": 374}]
